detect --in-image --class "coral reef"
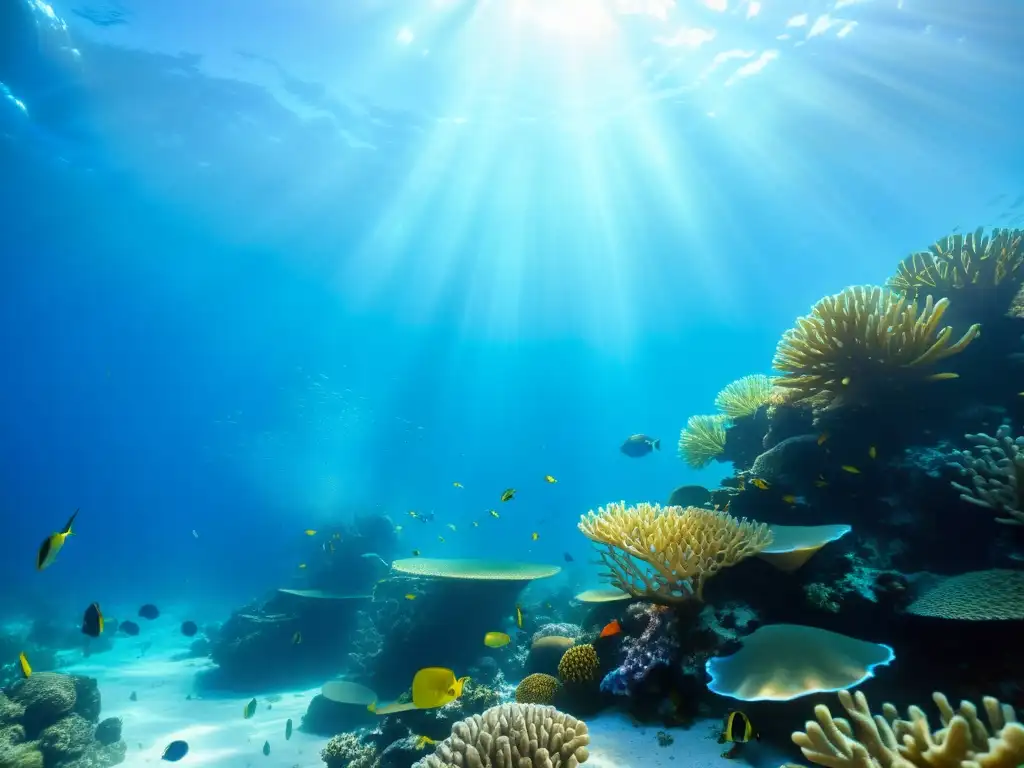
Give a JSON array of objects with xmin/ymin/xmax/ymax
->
[
  {"xmin": 411, "ymin": 703, "xmax": 589, "ymax": 768},
  {"xmin": 578, "ymin": 502, "xmax": 772, "ymax": 604},
  {"xmin": 715, "ymin": 375, "xmax": 774, "ymax": 419},
  {"xmin": 789, "ymin": 689, "xmax": 1024, "ymax": 768},
  {"xmin": 515, "ymin": 674, "xmax": 561, "ymax": 705},
  {"xmin": 0, "ymin": 672, "xmax": 125, "ymax": 768},
  {"xmin": 321, "ymin": 731, "xmax": 379, "ymax": 768},
  {"xmin": 600, "ymin": 604, "xmax": 679, "ymax": 698},
  {"xmin": 557, "ymin": 646, "xmax": 599, "ymax": 685},
  {"xmin": 951, "ymin": 421, "xmax": 1024, "ymax": 525},
  {"xmin": 678, "ymin": 414, "xmax": 728, "ymax": 468}
]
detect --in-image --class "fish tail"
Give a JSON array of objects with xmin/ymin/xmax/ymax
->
[
  {"xmin": 63, "ymin": 508, "xmax": 80, "ymax": 535},
  {"xmin": 652, "ymin": 438, "xmax": 661, "ymax": 450}
]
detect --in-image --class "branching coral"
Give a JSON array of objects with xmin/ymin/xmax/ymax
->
[
  {"xmin": 772, "ymin": 285, "xmax": 980, "ymax": 405},
  {"xmin": 413, "ymin": 703, "xmax": 589, "ymax": 768},
  {"xmin": 888, "ymin": 226, "xmax": 1024, "ymax": 305},
  {"xmin": 950, "ymin": 421, "xmax": 1024, "ymax": 526},
  {"xmin": 578, "ymin": 502, "xmax": 772, "ymax": 604},
  {"xmin": 714, "ymin": 375, "xmax": 774, "ymax": 419},
  {"xmin": 678, "ymin": 415, "xmax": 728, "ymax": 468},
  {"xmin": 788, "ymin": 688, "xmax": 1024, "ymax": 768}
]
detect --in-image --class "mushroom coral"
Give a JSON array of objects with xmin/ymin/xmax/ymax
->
[
  {"xmin": 772, "ymin": 285, "xmax": 979, "ymax": 407},
  {"xmin": 578, "ymin": 502, "xmax": 772, "ymax": 604}
]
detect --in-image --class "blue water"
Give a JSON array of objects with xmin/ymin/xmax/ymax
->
[{"xmin": 2, "ymin": 0, "xmax": 1023, "ymax": 627}]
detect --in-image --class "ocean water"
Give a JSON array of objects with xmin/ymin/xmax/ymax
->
[{"xmin": 3, "ymin": 1, "xmax": 1024, "ymax": 767}]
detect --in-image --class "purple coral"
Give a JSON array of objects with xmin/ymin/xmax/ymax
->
[{"xmin": 600, "ymin": 604, "xmax": 680, "ymax": 697}]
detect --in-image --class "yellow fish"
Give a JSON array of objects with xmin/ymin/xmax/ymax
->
[
  {"xmin": 304, "ymin": 530, "xmax": 317, "ymax": 536},
  {"xmin": 544, "ymin": 475, "xmax": 557, "ymax": 483},
  {"xmin": 37, "ymin": 509, "xmax": 79, "ymax": 571},
  {"xmin": 718, "ymin": 710, "xmax": 759, "ymax": 758},
  {"xmin": 447, "ymin": 524, "xmax": 457, "ymax": 531},
  {"xmin": 489, "ymin": 510, "xmax": 499, "ymax": 519},
  {"xmin": 411, "ymin": 667, "xmax": 469, "ymax": 709},
  {"xmin": 531, "ymin": 532, "xmax": 539, "ymax": 541},
  {"xmin": 841, "ymin": 465, "xmax": 861, "ymax": 474},
  {"xmin": 243, "ymin": 698, "xmax": 258, "ymax": 719},
  {"xmin": 817, "ymin": 432, "xmax": 829, "ymax": 446},
  {"xmin": 841, "ymin": 376, "xmax": 851, "ymax": 385},
  {"xmin": 415, "ymin": 735, "xmax": 436, "ymax": 749},
  {"xmin": 453, "ymin": 482, "xmax": 463, "ymax": 488},
  {"xmin": 782, "ymin": 495, "xmax": 797, "ymax": 504},
  {"xmin": 500, "ymin": 488, "xmax": 516, "ymax": 502},
  {"xmin": 18, "ymin": 652, "xmax": 31, "ymax": 678},
  {"xmin": 751, "ymin": 478, "xmax": 770, "ymax": 490},
  {"xmin": 515, "ymin": 605, "xmax": 524, "ymax": 629},
  {"xmin": 483, "ymin": 632, "xmax": 510, "ymax": 648},
  {"xmin": 925, "ymin": 372, "xmax": 959, "ymax": 381},
  {"xmin": 405, "ymin": 594, "xmax": 417, "ymax": 601},
  {"xmin": 868, "ymin": 446, "xmax": 877, "ymax": 460},
  {"xmin": 437, "ymin": 536, "xmax": 445, "ymax": 543}
]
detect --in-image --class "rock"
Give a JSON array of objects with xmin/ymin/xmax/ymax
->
[
  {"xmin": 749, "ymin": 434, "xmax": 825, "ymax": 486},
  {"xmin": 0, "ymin": 723, "xmax": 43, "ymax": 768},
  {"xmin": 62, "ymin": 740, "xmax": 127, "ymax": 768},
  {"xmin": 0, "ymin": 693, "xmax": 25, "ymax": 724},
  {"xmin": 39, "ymin": 713, "xmax": 95, "ymax": 760},
  {"xmin": 72, "ymin": 676, "xmax": 101, "ymax": 723},
  {"xmin": 94, "ymin": 718, "xmax": 122, "ymax": 746},
  {"xmin": 379, "ymin": 736, "xmax": 423, "ymax": 768},
  {"xmin": 9, "ymin": 672, "xmax": 76, "ymax": 736}
]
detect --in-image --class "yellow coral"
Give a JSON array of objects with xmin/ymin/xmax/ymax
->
[
  {"xmin": 578, "ymin": 502, "xmax": 772, "ymax": 604},
  {"xmin": 678, "ymin": 414, "xmax": 728, "ymax": 468},
  {"xmin": 789, "ymin": 689, "xmax": 1024, "ymax": 768},
  {"xmin": 557, "ymin": 645, "xmax": 599, "ymax": 684},
  {"xmin": 889, "ymin": 226, "xmax": 1024, "ymax": 303},
  {"xmin": 772, "ymin": 285, "xmax": 979, "ymax": 406},
  {"xmin": 715, "ymin": 375, "xmax": 774, "ymax": 418},
  {"xmin": 515, "ymin": 673, "xmax": 562, "ymax": 704}
]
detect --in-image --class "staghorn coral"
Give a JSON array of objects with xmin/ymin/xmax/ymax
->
[
  {"xmin": 715, "ymin": 375, "xmax": 774, "ymax": 419},
  {"xmin": 321, "ymin": 732, "xmax": 379, "ymax": 768},
  {"xmin": 412, "ymin": 703, "xmax": 589, "ymax": 768},
  {"xmin": 578, "ymin": 502, "xmax": 772, "ymax": 604},
  {"xmin": 772, "ymin": 285, "xmax": 979, "ymax": 406},
  {"xmin": 950, "ymin": 421, "xmax": 1024, "ymax": 526},
  {"xmin": 600, "ymin": 604, "xmax": 680, "ymax": 697},
  {"xmin": 888, "ymin": 226, "xmax": 1024, "ymax": 307},
  {"xmin": 515, "ymin": 674, "xmax": 561, "ymax": 705},
  {"xmin": 678, "ymin": 414, "xmax": 728, "ymax": 468},
  {"xmin": 557, "ymin": 646, "xmax": 599, "ymax": 685},
  {"xmin": 788, "ymin": 688, "xmax": 1024, "ymax": 768}
]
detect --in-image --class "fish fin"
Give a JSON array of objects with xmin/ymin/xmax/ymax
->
[
  {"xmin": 63, "ymin": 508, "xmax": 80, "ymax": 535},
  {"xmin": 717, "ymin": 734, "xmax": 726, "ymax": 744},
  {"xmin": 652, "ymin": 438, "xmax": 661, "ymax": 450}
]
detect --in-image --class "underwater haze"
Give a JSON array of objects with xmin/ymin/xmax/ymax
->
[{"xmin": 3, "ymin": 0, "xmax": 1024, "ymax": 766}]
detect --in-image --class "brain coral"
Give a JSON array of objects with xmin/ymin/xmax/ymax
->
[
  {"xmin": 515, "ymin": 674, "xmax": 561, "ymax": 705},
  {"xmin": 558, "ymin": 645, "xmax": 599, "ymax": 684},
  {"xmin": 413, "ymin": 703, "xmax": 589, "ymax": 768}
]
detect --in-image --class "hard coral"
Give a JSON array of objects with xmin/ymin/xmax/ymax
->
[
  {"xmin": 715, "ymin": 375, "xmax": 774, "ymax": 419},
  {"xmin": 578, "ymin": 502, "xmax": 772, "ymax": 604},
  {"xmin": 515, "ymin": 674, "xmax": 561, "ymax": 704},
  {"xmin": 772, "ymin": 285, "xmax": 979, "ymax": 407},
  {"xmin": 678, "ymin": 415, "xmax": 728, "ymax": 469},
  {"xmin": 951, "ymin": 421, "xmax": 1024, "ymax": 526},
  {"xmin": 412, "ymin": 703, "xmax": 589, "ymax": 768},
  {"xmin": 789, "ymin": 689, "xmax": 1024, "ymax": 768},
  {"xmin": 600, "ymin": 604, "xmax": 680, "ymax": 697},
  {"xmin": 321, "ymin": 732, "xmax": 379, "ymax": 768},
  {"xmin": 558, "ymin": 645, "xmax": 600, "ymax": 684}
]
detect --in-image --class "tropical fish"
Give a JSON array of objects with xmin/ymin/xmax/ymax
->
[
  {"xmin": 333, "ymin": 532, "xmax": 342, "ymax": 540},
  {"xmin": 447, "ymin": 524, "xmax": 457, "ymax": 531},
  {"xmin": 489, "ymin": 510, "xmax": 500, "ymax": 519},
  {"xmin": 192, "ymin": 530, "xmax": 199, "ymax": 539},
  {"xmin": 483, "ymin": 632, "xmax": 510, "ymax": 648},
  {"xmin": 298, "ymin": 563, "xmax": 307, "ymax": 569},
  {"xmin": 515, "ymin": 605, "xmax": 524, "ymax": 629},
  {"xmin": 412, "ymin": 549, "xmax": 421, "ymax": 556},
  {"xmin": 323, "ymin": 541, "xmax": 335, "ymax": 553},
  {"xmin": 472, "ymin": 521, "xmax": 480, "ymax": 527},
  {"xmin": 453, "ymin": 482, "xmax": 463, "ymax": 488},
  {"xmin": 37, "ymin": 508, "xmax": 79, "ymax": 571},
  {"xmin": 130, "ymin": 691, "xmax": 138, "ymax": 701},
  {"xmin": 544, "ymin": 475, "xmax": 557, "ymax": 483},
  {"xmin": 925, "ymin": 372, "xmax": 959, "ymax": 381},
  {"xmin": 415, "ymin": 735, "xmax": 436, "ymax": 749},
  {"xmin": 817, "ymin": 432, "xmax": 830, "ymax": 446},
  {"xmin": 667, "ymin": 484, "xmax": 711, "ymax": 507},
  {"xmin": 305, "ymin": 529, "xmax": 317, "ymax": 536},
  {"xmin": 285, "ymin": 719, "xmax": 293, "ymax": 740},
  {"xmin": 395, "ymin": 525, "xmax": 403, "ymax": 532},
  {"xmin": 409, "ymin": 511, "xmax": 419, "ymax": 518},
  {"xmin": 181, "ymin": 621, "xmax": 198, "ymax": 637},
  {"xmin": 411, "ymin": 667, "xmax": 469, "ymax": 709},
  {"xmin": 620, "ymin": 434, "xmax": 660, "ymax": 458},
  {"xmin": 120, "ymin": 621, "xmax": 140, "ymax": 636},
  {"xmin": 868, "ymin": 446, "xmax": 877, "ymax": 459},
  {"xmin": 292, "ymin": 632, "xmax": 302, "ymax": 645},
  {"xmin": 262, "ymin": 740, "xmax": 270, "ymax": 756},
  {"xmin": 781, "ymin": 494, "xmax": 797, "ymax": 505},
  {"xmin": 161, "ymin": 740, "xmax": 189, "ymax": 762},
  {"xmin": 750, "ymin": 478, "xmax": 770, "ymax": 490},
  {"xmin": 531, "ymin": 532, "xmax": 539, "ymax": 541},
  {"xmin": 18, "ymin": 652, "xmax": 31, "ymax": 678},
  {"xmin": 405, "ymin": 594, "xmax": 417, "ymax": 601},
  {"xmin": 719, "ymin": 710, "xmax": 759, "ymax": 757},
  {"xmin": 243, "ymin": 698, "xmax": 258, "ymax": 719},
  {"xmin": 815, "ymin": 475, "xmax": 828, "ymax": 488},
  {"xmin": 563, "ymin": 552, "xmax": 574, "ymax": 562},
  {"xmin": 500, "ymin": 488, "xmax": 516, "ymax": 502},
  {"xmin": 81, "ymin": 603, "xmax": 104, "ymax": 638},
  {"xmin": 841, "ymin": 465, "xmax": 861, "ymax": 474},
  {"xmin": 599, "ymin": 619, "xmax": 622, "ymax": 638},
  {"xmin": 138, "ymin": 604, "xmax": 160, "ymax": 620},
  {"xmin": 437, "ymin": 536, "xmax": 446, "ymax": 543}
]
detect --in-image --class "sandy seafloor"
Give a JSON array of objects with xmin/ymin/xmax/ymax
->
[{"xmin": 55, "ymin": 623, "xmax": 792, "ymax": 768}]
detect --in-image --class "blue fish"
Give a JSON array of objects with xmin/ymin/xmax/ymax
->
[
  {"xmin": 162, "ymin": 741, "xmax": 189, "ymax": 762},
  {"xmin": 620, "ymin": 434, "xmax": 660, "ymax": 458}
]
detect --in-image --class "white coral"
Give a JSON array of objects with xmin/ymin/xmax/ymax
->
[{"xmin": 951, "ymin": 421, "xmax": 1024, "ymax": 525}]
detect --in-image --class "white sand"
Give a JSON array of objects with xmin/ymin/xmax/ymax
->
[{"xmin": 57, "ymin": 623, "xmax": 792, "ymax": 768}]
